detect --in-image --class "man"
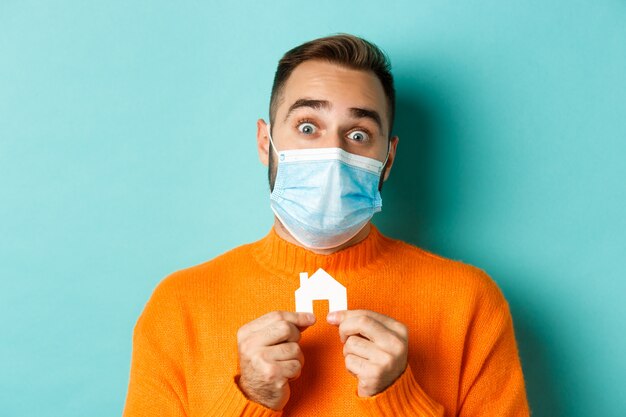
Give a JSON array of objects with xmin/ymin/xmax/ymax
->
[{"xmin": 123, "ymin": 34, "xmax": 530, "ymax": 416}]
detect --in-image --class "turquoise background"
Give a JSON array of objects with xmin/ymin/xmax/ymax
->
[{"xmin": 1, "ymin": 1, "xmax": 624, "ymax": 416}]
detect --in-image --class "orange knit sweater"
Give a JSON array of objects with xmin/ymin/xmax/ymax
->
[{"xmin": 123, "ymin": 225, "xmax": 530, "ymax": 416}]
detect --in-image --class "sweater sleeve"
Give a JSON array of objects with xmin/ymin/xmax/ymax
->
[
  {"xmin": 356, "ymin": 364, "xmax": 445, "ymax": 416},
  {"xmin": 122, "ymin": 282, "xmax": 190, "ymax": 417},
  {"xmin": 122, "ymin": 275, "xmax": 284, "ymax": 417},
  {"xmin": 457, "ymin": 283, "xmax": 530, "ymax": 417},
  {"xmin": 201, "ymin": 375, "xmax": 283, "ymax": 417}
]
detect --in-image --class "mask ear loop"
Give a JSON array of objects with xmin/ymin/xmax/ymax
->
[
  {"xmin": 379, "ymin": 138, "xmax": 391, "ymax": 175},
  {"xmin": 266, "ymin": 123, "xmax": 280, "ymax": 157}
]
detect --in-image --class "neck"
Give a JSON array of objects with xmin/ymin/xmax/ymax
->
[{"xmin": 272, "ymin": 217, "xmax": 372, "ymax": 255}]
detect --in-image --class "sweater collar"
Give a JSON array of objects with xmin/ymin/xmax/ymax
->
[{"xmin": 251, "ymin": 223, "xmax": 394, "ymax": 282}]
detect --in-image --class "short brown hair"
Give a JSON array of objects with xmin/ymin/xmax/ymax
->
[{"xmin": 269, "ymin": 33, "xmax": 396, "ymax": 137}]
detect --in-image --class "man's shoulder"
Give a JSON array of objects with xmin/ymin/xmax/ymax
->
[
  {"xmin": 134, "ymin": 240, "xmax": 261, "ymax": 327},
  {"xmin": 160, "ymin": 240, "xmax": 259, "ymax": 288},
  {"xmin": 389, "ymin": 238, "xmax": 506, "ymax": 306},
  {"xmin": 389, "ymin": 237, "xmax": 485, "ymax": 274},
  {"xmin": 144, "ymin": 239, "xmax": 261, "ymax": 303}
]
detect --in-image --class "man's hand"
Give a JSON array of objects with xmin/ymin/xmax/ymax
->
[
  {"xmin": 327, "ymin": 310, "xmax": 408, "ymax": 397},
  {"xmin": 237, "ymin": 311, "xmax": 316, "ymax": 410}
]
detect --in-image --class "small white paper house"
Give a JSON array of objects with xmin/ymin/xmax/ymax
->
[{"xmin": 295, "ymin": 268, "xmax": 347, "ymax": 313}]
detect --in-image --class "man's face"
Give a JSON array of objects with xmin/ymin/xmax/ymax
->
[{"xmin": 257, "ymin": 59, "xmax": 398, "ymax": 190}]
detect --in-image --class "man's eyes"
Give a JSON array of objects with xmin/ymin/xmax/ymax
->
[
  {"xmin": 295, "ymin": 121, "xmax": 373, "ymax": 143},
  {"xmin": 297, "ymin": 122, "xmax": 317, "ymax": 135},
  {"xmin": 347, "ymin": 130, "xmax": 370, "ymax": 142}
]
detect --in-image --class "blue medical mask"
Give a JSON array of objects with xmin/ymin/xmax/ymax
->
[{"xmin": 267, "ymin": 124, "xmax": 389, "ymax": 250}]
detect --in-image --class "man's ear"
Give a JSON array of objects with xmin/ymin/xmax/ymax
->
[
  {"xmin": 382, "ymin": 135, "xmax": 399, "ymax": 182},
  {"xmin": 256, "ymin": 119, "xmax": 270, "ymax": 166}
]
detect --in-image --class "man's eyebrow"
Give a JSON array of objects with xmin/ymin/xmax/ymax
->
[
  {"xmin": 349, "ymin": 107, "xmax": 383, "ymax": 133},
  {"xmin": 283, "ymin": 98, "xmax": 331, "ymax": 122}
]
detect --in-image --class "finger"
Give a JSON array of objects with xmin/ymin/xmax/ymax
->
[
  {"xmin": 264, "ymin": 342, "xmax": 304, "ymax": 363},
  {"xmin": 339, "ymin": 316, "xmax": 406, "ymax": 357},
  {"xmin": 338, "ymin": 314, "xmax": 390, "ymax": 344},
  {"xmin": 252, "ymin": 320, "xmax": 302, "ymax": 346},
  {"xmin": 344, "ymin": 353, "xmax": 370, "ymax": 378},
  {"xmin": 255, "ymin": 311, "xmax": 316, "ymax": 331},
  {"xmin": 343, "ymin": 335, "xmax": 377, "ymax": 361},
  {"xmin": 279, "ymin": 359, "xmax": 302, "ymax": 380},
  {"xmin": 239, "ymin": 311, "xmax": 316, "ymax": 339},
  {"xmin": 328, "ymin": 310, "xmax": 407, "ymax": 340}
]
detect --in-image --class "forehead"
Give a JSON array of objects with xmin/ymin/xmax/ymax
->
[{"xmin": 278, "ymin": 60, "xmax": 388, "ymax": 121}]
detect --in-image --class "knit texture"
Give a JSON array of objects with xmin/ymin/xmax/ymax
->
[{"xmin": 123, "ymin": 225, "xmax": 530, "ymax": 416}]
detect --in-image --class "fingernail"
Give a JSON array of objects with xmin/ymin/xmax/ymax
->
[
  {"xmin": 327, "ymin": 311, "xmax": 338, "ymax": 324},
  {"xmin": 305, "ymin": 313, "xmax": 315, "ymax": 323}
]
